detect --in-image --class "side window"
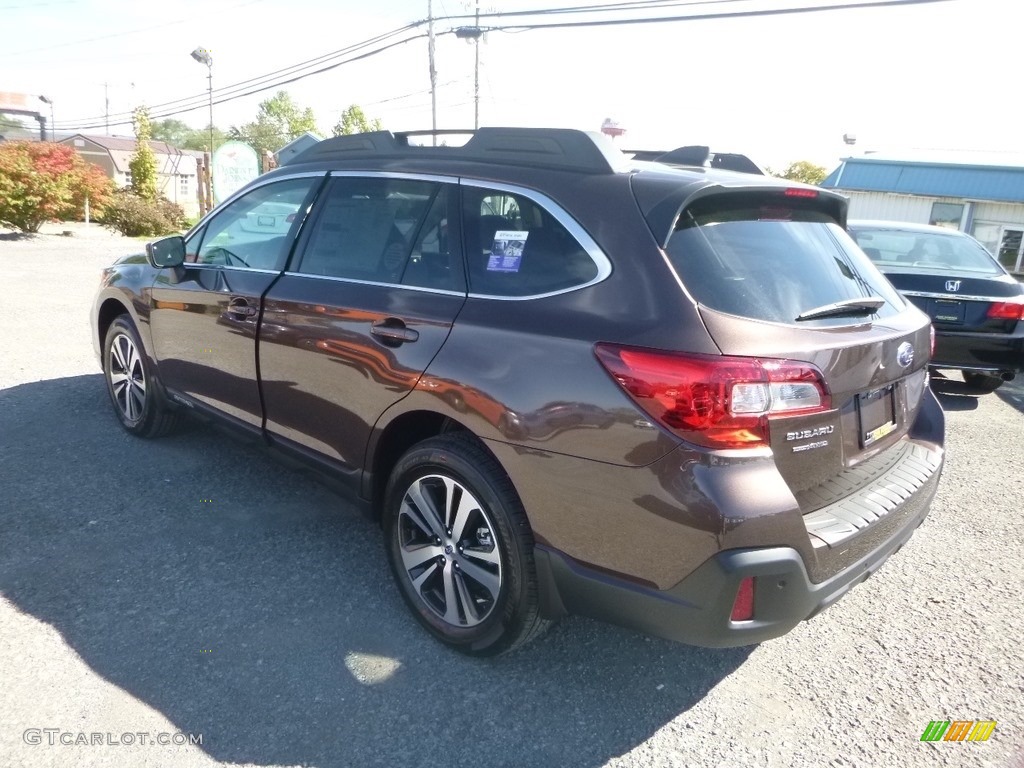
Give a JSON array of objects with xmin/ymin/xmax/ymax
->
[
  {"xmin": 402, "ymin": 187, "xmax": 465, "ymax": 292},
  {"xmin": 296, "ymin": 177, "xmax": 463, "ymax": 291},
  {"xmin": 186, "ymin": 177, "xmax": 320, "ymax": 270},
  {"xmin": 462, "ymin": 187, "xmax": 598, "ymax": 297}
]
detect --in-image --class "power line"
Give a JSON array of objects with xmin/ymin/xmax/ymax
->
[
  {"xmin": 60, "ymin": 22, "xmax": 423, "ymax": 128},
  {"xmin": 60, "ymin": 29, "xmax": 428, "ymax": 132},
  {"xmin": 472, "ymin": 0, "xmax": 955, "ymax": 32},
  {"xmin": 54, "ymin": 0, "xmax": 955, "ymax": 131}
]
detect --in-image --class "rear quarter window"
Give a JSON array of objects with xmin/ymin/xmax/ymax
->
[
  {"xmin": 462, "ymin": 186, "xmax": 599, "ymax": 297},
  {"xmin": 666, "ymin": 194, "xmax": 906, "ymax": 326}
]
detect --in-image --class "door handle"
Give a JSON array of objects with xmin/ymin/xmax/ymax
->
[
  {"xmin": 371, "ymin": 319, "xmax": 419, "ymax": 344},
  {"xmin": 227, "ymin": 297, "xmax": 257, "ymax": 319}
]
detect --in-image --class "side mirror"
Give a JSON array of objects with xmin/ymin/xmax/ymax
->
[{"xmin": 146, "ymin": 236, "xmax": 186, "ymax": 269}]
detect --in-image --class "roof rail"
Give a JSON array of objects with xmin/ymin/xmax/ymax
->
[
  {"xmin": 626, "ymin": 146, "xmax": 765, "ymax": 176},
  {"xmin": 283, "ymin": 127, "xmax": 629, "ymax": 174}
]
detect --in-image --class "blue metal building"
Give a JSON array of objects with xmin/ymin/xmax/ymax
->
[{"xmin": 822, "ymin": 154, "xmax": 1024, "ymax": 273}]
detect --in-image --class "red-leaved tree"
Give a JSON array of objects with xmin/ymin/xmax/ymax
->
[{"xmin": 0, "ymin": 141, "xmax": 114, "ymax": 233}]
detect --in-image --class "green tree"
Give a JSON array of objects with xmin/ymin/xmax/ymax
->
[
  {"xmin": 235, "ymin": 90, "xmax": 319, "ymax": 158},
  {"xmin": 129, "ymin": 106, "xmax": 158, "ymax": 201},
  {"xmin": 332, "ymin": 104, "xmax": 383, "ymax": 136},
  {"xmin": 0, "ymin": 141, "xmax": 114, "ymax": 232},
  {"xmin": 769, "ymin": 160, "xmax": 828, "ymax": 186},
  {"xmin": 151, "ymin": 118, "xmax": 229, "ymax": 152},
  {"xmin": 0, "ymin": 112, "xmax": 24, "ymax": 135}
]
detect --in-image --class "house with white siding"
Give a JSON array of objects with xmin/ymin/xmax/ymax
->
[
  {"xmin": 60, "ymin": 134, "xmax": 202, "ymax": 218},
  {"xmin": 822, "ymin": 153, "xmax": 1024, "ymax": 274}
]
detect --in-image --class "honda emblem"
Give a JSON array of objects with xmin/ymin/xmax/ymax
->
[{"xmin": 945, "ymin": 280, "xmax": 961, "ymax": 292}]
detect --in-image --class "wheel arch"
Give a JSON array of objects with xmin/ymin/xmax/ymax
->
[
  {"xmin": 96, "ymin": 296, "xmax": 133, "ymax": 354},
  {"xmin": 365, "ymin": 408, "xmax": 508, "ymax": 521}
]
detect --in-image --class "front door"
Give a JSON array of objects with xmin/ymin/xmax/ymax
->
[{"xmin": 149, "ymin": 175, "xmax": 324, "ymax": 428}]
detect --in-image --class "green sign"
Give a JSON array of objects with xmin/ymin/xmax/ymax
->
[{"xmin": 212, "ymin": 141, "xmax": 259, "ymax": 204}]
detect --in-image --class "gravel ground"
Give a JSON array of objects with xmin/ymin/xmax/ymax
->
[{"xmin": 1, "ymin": 225, "xmax": 1022, "ymax": 768}]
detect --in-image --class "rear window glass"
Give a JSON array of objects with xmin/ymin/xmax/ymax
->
[
  {"xmin": 851, "ymin": 228, "xmax": 1003, "ymax": 275},
  {"xmin": 665, "ymin": 195, "xmax": 906, "ymax": 326}
]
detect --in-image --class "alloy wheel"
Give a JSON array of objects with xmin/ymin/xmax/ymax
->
[
  {"xmin": 396, "ymin": 474, "xmax": 503, "ymax": 627},
  {"xmin": 108, "ymin": 333, "xmax": 147, "ymax": 422}
]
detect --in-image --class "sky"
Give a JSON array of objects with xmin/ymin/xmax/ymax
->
[{"xmin": 2, "ymin": 0, "xmax": 1021, "ymax": 171}]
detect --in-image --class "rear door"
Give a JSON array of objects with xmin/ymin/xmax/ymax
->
[
  {"xmin": 660, "ymin": 189, "xmax": 932, "ymax": 501},
  {"xmin": 258, "ymin": 173, "xmax": 466, "ymax": 471}
]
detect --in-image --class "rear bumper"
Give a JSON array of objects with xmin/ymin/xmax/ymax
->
[
  {"xmin": 933, "ymin": 328, "xmax": 1024, "ymax": 374},
  {"xmin": 535, "ymin": 461, "xmax": 940, "ymax": 647}
]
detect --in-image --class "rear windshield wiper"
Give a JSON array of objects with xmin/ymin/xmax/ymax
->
[{"xmin": 795, "ymin": 297, "xmax": 886, "ymax": 322}]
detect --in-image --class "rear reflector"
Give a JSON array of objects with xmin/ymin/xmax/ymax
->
[
  {"xmin": 594, "ymin": 344, "xmax": 831, "ymax": 449},
  {"xmin": 987, "ymin": 299, "xmax": 1024, "ymax": 321},
  {"xmin": 731, "ymin": 577, "xmax": 755, "ymax": 622},
  {"xmin": 784, "ymin": 188, "xmax": 819, "ymax": 198}
]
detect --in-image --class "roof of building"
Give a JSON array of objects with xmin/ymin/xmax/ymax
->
[
  {"xmin": 822, "ymin": 154, "xmax": 1024, "ymax": 204},
  {"xmin": 273, "ymin": 131, "xmax": 323, "ymax": 163},
  {"xmin": 61, "ymin": 134, "xmax": 200, "ymax": 175}
]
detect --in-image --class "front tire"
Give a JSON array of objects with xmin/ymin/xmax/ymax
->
[
  {"xmin": 103, "ymin": 315, "xmax": 180, "ymax": 437},
  {"xmin": 962, "ymin": 372, "xmax": 1004, "ymax": 394},
  {"xmin": 383, "ymin": 434, "xmax": 550, "ymax": 656}
]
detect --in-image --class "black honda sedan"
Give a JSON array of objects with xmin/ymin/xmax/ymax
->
[{"xmin": 850, "ymin": 221, "xmax": 1024, "ymax": 393}]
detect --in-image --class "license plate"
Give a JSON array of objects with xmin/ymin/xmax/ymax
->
[
  {"xmin": 858, "ymin": 384, "xmax": 897, "ymax": 447},
  {"xmin": 257, "ymin": 215, "xmax": 277, "ymax": 227},
  {"xmin": 928, "ymin": 298, "xmax": 964, "ymax": 324}
]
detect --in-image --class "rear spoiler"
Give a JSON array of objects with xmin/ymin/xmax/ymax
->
[
  {"xmin": 633, "ymin": 181, "xmax": 850, "ymax": 249},
  {"xmin": 626, "ymin": 146, "xmax": 765, "ymax": 175}
]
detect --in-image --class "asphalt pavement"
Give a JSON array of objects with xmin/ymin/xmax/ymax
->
[{"xmin": 1, "ymin": 224, "xmax": 1021, "ymax": 768}]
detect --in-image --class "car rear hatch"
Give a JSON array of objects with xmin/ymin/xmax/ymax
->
[
  {"xmin": 878, "ymin": 270, "xmax": 1024, "ymax": 334},
  {"xmin": 621, "ymin": 178, "xmax": 934, "ymax": 517}
]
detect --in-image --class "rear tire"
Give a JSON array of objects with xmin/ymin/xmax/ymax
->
[
  {"xmin": 103, "ymin": 315, "xmax": 181, "ymax": 437},
  {"xmin": 962, "ymin": 372, "xmax": 1004, "ymax": 394},
  {"xmin": 383, "ymin": 434, "xmax": 551, "ymax": 656}
]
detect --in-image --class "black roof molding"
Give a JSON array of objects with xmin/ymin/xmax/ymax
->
[{"xmin": 283, "ymin": 127, "xmax": 630, "ymax": 174}]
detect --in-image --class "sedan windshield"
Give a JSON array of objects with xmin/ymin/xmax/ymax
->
[{"xmin": 851, "ymin": 228, "xmax": 1003, "ymax": 275}]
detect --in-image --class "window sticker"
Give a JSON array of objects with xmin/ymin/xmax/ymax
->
[{"xmin": 487, "ymin": 230, "xmax": 528, "ymax": 272}]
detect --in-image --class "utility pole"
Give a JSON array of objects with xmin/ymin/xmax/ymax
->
[
  {"xmin": 474, "ymin": 0, "xmax": 480, "ymax": 129},
  {"xmin": 428, "ymin": 0, "xmax": 437, "ymax": 144},
  {"xmin": 104, "ymin": 82, "xmax": 109, "ymax": 135}
]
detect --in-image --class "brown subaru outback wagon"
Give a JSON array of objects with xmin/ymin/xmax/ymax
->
[{"xmin": 92, "ymin": 129, "xmax": 945, "ymax": 655}]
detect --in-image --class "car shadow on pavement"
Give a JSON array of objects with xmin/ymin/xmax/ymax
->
[
  {"xmin": 929, "ymin": 376, "xmax": 981, "ymax": 412},
  {"xmin": 0, "ymin": 375, "xmax": 753, "ymax": 768},
  {"xmin": 995, "ymin": 377, "xmax": 1024, "ymax": 415}
]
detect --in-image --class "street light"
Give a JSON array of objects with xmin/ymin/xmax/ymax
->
[
  {"xmin": 190, "ymin": 47, "xmax": 214, "ymax": 156},
  {"xmin": 38, "ymin": 95, "xmax": 54, "ymax": 141}
]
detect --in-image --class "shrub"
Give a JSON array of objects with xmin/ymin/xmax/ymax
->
[
  {"xmin": 100, "ymin": 190, "xmax": 187, "ymax": 237},
  {"xmin": 0, "ymin": 141, "xmax": 114, "ymax": 233}
]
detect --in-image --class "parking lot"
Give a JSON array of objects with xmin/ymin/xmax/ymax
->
[{"xmin": 1, "ymin": 225, "xmax": 1021, "ymax": 768}]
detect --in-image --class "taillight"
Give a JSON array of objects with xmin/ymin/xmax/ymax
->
[
  {"xmin": 784, "ymin": 187, "xmax": 818, "ymax": 198},
  {"xmin": 987, "ymin": 299, "xmax": 1024, "ymax": 321},
  {"xmin": 594, "ymin": 344, "xmax": 831, "ymax": 450},
  {"xmin": 930, "ymin": 325, "xmax": 936, "ymax": 358},
  {"xmin": 730, "ymin": 577, "xmax": 755, "ymax": 622}
]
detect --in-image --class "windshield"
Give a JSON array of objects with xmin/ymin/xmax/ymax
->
[
  {"xmin": 851, "ymin": 227, "xmax": 1003, "ymax": 276},
  {"xmin": 665, "ymin": 195, "xmax": 905, "ymax": 327}
]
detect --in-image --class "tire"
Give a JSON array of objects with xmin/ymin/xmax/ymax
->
[
  {"xmin": 103, "ymin": 315, "xmax": 181, "ymax": 437},
  {"xmin": 383, "ymin": 433, "xmax": 551, "ymax": 656},
  {"xmin": 962, "ymin": 372, "xmax": 1004, "ymax": 394}
]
